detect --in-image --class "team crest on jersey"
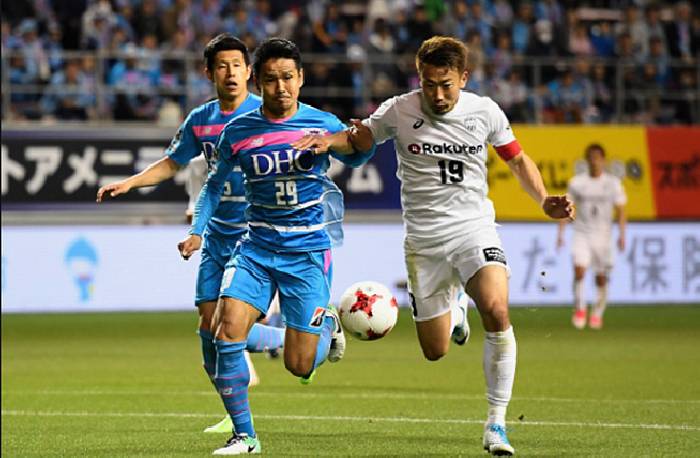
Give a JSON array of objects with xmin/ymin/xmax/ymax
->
[
  {"xmin": 465, "ymin": 117, "xmax": 477, "ymax": 132},
  {"xmin": 308, "ymin": 307, "xmax": 327, "ymax": 328},
  {"xmin": 251, "ymin": 137, "xmax": 264, "ymax": 147}
]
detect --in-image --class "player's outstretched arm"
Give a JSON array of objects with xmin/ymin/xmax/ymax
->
[
  {"xmin": 96, "ymin": 157, "xmax": 181, "ymax": 202},
  {"xmin": 615, "ymin": 204, "xmax": 626, "ymax": 251},
  {"xmin": 290, "ymin": 119, "xmax": 375, "ymax": 156},
  {"xmin": 507, "ymin": 152, "xmax": 575, "ymax": 221}
]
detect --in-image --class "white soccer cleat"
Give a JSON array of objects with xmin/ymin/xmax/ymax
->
[
  {"xmin": 326, "ymin": 307, "xmax": 346, "ymax": 363},
  {"xmin": 451, "ymin": 292, "xmax": 470, "ymax": 345},
  {"xmin": 204, "ymin": 415, "xmax": 233, "ymax": 434},
  {"xmin": 212, "ymin": 433, "xmax": 261, "ymax": 455},
  {"xmin": 483, "ymin": 423, "xmax": 515, "ymax": 456},
  {"xmin": 572, "ymin": 309, "xmax": 587, "ymax": 330}
]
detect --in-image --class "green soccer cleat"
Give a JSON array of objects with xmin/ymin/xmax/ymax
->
[
  {"xmin": 204, "ymin": 415, "xmax": 233, "ymax": 434},
  {"xmin": 299, "ymin": 369, "xmax": 316, "ymax": 385},
  {"xmin": 482, "ymin": 423, "xmax": 515, "ymax": 456},
  {"xmin": 212, "ymin": 433, "xmax": 261, "ymax": 455}
]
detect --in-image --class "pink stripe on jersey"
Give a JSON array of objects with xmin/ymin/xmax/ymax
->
[
  {"xmin": 231, "ymin": 130, "xmax": 307, "ymax": 155},
  {"xmin": 192, "ymin": 124, "xmax": 227, "ymax": 138},
  {"xmin": 323, "ymin": 249, "xmax": 332, "ymax": 274}
]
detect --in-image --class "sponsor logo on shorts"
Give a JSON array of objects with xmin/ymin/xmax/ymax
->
[
  {"xmin": 309, "ymin": 306, "xmax": 326, "ymax": 328},
  {"xmin": 483, "ymin": 247, "xmax": 507, "ymax": 265}
]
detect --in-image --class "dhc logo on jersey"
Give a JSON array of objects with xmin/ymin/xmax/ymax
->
[
  {"xmin": 408, "ymin": 143, "xmax": 484, "ymax": 155},
  {"xmin": 251, "ymin": 149, "xmax": 315, "ymax": 176}
]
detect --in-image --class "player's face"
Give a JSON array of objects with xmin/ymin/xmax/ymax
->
[
  {"xmin": 207, "ymin": 50, "xmax": 251, "ymax": 103},
  {"xmin": 586, "ymin": 150, "xmax": 605, "ymax": 177},
  {"xmin": 257, "ymin": 58, "xmax": 304, "ymax": 118},
  {"xmin": 419, "ymin": 64, "xmax": 468, "ymax": 115}
]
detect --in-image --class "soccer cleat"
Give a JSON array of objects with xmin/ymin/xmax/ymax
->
[
  {"xmin": 204, "ymin": 415, "xmax": 233, "ymax": 434},
  {"xmin": 326, "ymin": 307, "xmax": 346, "ymax": 363},
  {"xmin": 451, "ymin": 292, "xmax": 470, "ymax": 345},
  {"xmin": 213, "ymin": 433, "xmax": 261, "ymax": 455},
  {"xmin": 483, "ymin": 423, "xmax": 515, "ymax": 456},
  {"xmin": 572, "ymin": 309, "xmax": 587, "ymax": 330},
  {"xmin": 589, "ymin": 314, "xmax": 603, "ymax": 330},
  {"xmin": 300, "ymin": 369, "xmax": 316, "ymax": 385}
]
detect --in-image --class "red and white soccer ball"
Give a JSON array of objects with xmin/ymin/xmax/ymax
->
[{"xmin": 338, "ymin": 281, "xmax": 399, "ymax": 341}]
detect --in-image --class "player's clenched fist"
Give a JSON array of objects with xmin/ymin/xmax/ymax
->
[
  {"xmin": 178, "ymin": 234, "xmax": 202, "ymax": 260},
  {"xmin": 542, "ymin": 195, "xmax": 575, "ymax": 221},
  {"xmin": 96, "ymin": 181, "xmax": 131, "ymax": 202}
]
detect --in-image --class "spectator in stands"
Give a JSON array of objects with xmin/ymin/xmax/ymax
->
[
  {"xmin": 467, "ymin": 2, "xmax": 494, "ymax": 54},
  {"xmin": 405, "ymin": 5, "xmax": 434, "ymax": 53},
  {"xmin": 590, "ymin": 62, "xmax": 613, "ymax": 122},
  {"xmin": 249, "ymin": 0, "xmax": 278, "ymax": 43},
  {"xmin": 40, "ymin": 58, "xmax": 95, "ymax": 120},
  {"xmin": 569, "ymin": 22, "xmax": 593, "ymax": 57},
  {"xmin": 442, "ymin": 1, "xmax": 469, "ymax": 41},
  {"xmin": 132, "ymin": 0, "xmax": 162, "ymax": 42},
  {"xmin": 192, "ymin": 0, "xmax": 221, "ymax": 42},
  {"xmin": 490, "ymin": 69, "xmax": 530, "ymax": 123},
  {"xmin": 646, "ymin": 36, "xmax": 670, "ymax": 87},
  {"xmin": 491, "ymin": 32, "xmax": 514, "ymax": 79},
  {"xmin": 43, "ymin": 22, "xmax": 65, "ymax": 73},
  {"xmin": 615, "ymin": 5, "xmax": 647, "ymax": 56},
  {"xmin": 642, "ymin": 4, "xmax": 668, "ymax": 54},
  {"xmin": 17, "ymin": 19, "xmax": 51, "ymax": 83},
  {"xmin": 590, "ymin": 21, "xmax": 616, "ymax": 57},
  {"xmin": 665, "ymin": 1, "xmax": 695, "ymax": 61},
  {"xmin": 491, "ymin": 0, "xmax": 514, "ymax": 29},
  {"xmin": 674, "ymin": 68, "xmax": 698, "ymax": 124},
  {"xmin": 511, "ymin": 1, "xmax": 534, "ymax": 56},
  {"xmin": 109, "ymin": 45, "xmax": 160, "ymax": 120},
  {"xmin": 535, "ymin": 0, "xmax": 563, "ymax": 28}
]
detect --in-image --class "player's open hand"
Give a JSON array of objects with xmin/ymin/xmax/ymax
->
[
  {"xmin": 542, "ymin": 195, "xmax": 575, "ymax": 221},
  {"xmin": 178, "ymin": 234, "xmax": 202, "ymax": 260},
  {"xmin": 290, "ymin": 134, "xmax": 333, "ymax": 155},
  {"xmin": 96, "ymin": 181, "xmax": 131, "ymax": 202}
]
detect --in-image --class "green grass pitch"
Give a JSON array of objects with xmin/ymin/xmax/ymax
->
[{"xmin": 3, "ymin": 306, "xmax": 699, "ymax": 456}]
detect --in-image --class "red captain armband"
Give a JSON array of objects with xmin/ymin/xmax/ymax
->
[{"xmin": 494, "ymin": 140, "xmax": 522, "ymax": 161}]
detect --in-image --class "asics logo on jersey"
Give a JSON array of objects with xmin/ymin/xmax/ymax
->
[
  {"xmin": 251, "ymin": 149, "xmax": 315, "ymax": 176},
  {"xmin": 408, "ymin": 143, "xmax": 484, "ymax": 155},
  {"xmin": 412, "ymin": 119, "xmax": 424, "ymax": 129}
]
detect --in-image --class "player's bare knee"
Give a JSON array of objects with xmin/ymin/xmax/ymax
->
[
  {"xmin": 421, "ymin": 342, "xmax": 449, "ymax": 361},
  {"xmin": 284, "ymin": 356, "xmax": 313, "ymax": 377}
]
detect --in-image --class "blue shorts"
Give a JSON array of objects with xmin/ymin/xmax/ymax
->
[
  {"xmin": 195, "ymin": 231, "xmax": 240, "ymax": 305},
  {"xmin": 220, "ymin": 239, "xmax": 333, "ymax": 335}
]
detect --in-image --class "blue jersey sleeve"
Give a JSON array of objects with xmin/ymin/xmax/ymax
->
[
  {"xmin": 166, "ymin": 113, "xmax": 201, "ymax": 166},
  {"xmin": 190, "ymin": 129, "xmax": 237, "ymax": 236},
  {"xmin": 326, "ymin": 115, "xmax": 376, "ymax": 168}
]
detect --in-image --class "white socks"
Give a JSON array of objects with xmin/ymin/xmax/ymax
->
[
  {"xmin": 593, "ymin": 284, "xmax": 608, "ymax": 317},
  {"xmin": 574, "ymin": 279, "xmax": 585, "ymax": 311},
  {"xmin": 484, "ymin": 326, "xmax": 517, "ymax": 426},
  {"xmin": 450, "ymin": 293, "xmax": 466, "ymax": 330}
]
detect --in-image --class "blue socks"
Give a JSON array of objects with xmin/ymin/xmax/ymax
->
[
  {"xmin": 246, "ymin": 323, "xmax": 285, "ymax": 353},
  {"xmin": 310, "ymin": 315, "xmax": 334, "ymax": 373},
  {"xmin": 197, "ymin": 328, "xmax": 217, "ymax": 383},
  {"xmin": 215, "ymin": 340, "xmax": 255, "ymax": 437}
]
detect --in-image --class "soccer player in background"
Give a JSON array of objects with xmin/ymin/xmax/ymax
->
[
  {"xmin": 178, "ymin": 37, "xmax": 375, "ymax": 455},
  {"xmin": 292, "ymin": 36, "xmax": 574, "ymax": 456},
  {"xmin": 96, "ymin": 34, "xmax": 285, "ymax": 434},
  {"xmin": 557, "ymin": 143, "xmax": 627, "ymax": 330}
]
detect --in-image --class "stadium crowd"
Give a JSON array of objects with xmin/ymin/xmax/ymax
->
[{"xmin": 2, "ymin": 0, "xmax": 698, "ymax": 124}]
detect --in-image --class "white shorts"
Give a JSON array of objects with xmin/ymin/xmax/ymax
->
[
  {"xmin": 404, "ymin": 225, "xmax": 511, "ymax": 322},
  {"xmin": 571, "ymin": 232, "xmax": 613, "ymax": 273}
]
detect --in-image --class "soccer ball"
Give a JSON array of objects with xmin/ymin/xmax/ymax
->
[{"xmin": 338, "ymin": 281, "xmax": 399, "ymax": 341}]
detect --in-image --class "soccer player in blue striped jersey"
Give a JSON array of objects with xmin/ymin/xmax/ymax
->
[
  {"xmin": 96, "ymin": 34, "xmax": 285, "ymax": 435},
  {"xmin": 178, "ymin": 38, "xmax": 375, "ymax": 455}
]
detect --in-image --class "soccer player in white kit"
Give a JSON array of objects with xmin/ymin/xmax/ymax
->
[
  {"xmin": 293, "ymin": 36, "xmax": 574, "ymax": 456},
  {"xmin": 557, "ymin": 143, "xmax": 627, "ymax": 330}
]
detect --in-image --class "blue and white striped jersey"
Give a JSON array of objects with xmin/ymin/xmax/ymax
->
[
  {"xmin": 166, "ymin": 94, "xmax": 261, "ymax": 239},
  {"xmin": 192, "ymin": 102, "xmax": 374, "ymax": 252}
]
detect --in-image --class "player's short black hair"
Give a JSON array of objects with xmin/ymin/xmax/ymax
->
[
  {"xmin": 204, "ymin": 34, "xmax": 250, "ymax": 71},
  {"xmin": 252, "ymin": 38, "xmax": 302, "ymax": 81},
  {"xmin": 585, "ymin": 143, "xmax": 606, "ymax": 159},
  {"xmin": 416, "ymin": 36, "xmax": 468, "ymax": 73}
]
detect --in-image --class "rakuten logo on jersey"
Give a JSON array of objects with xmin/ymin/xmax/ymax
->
[
  {"xmin": 407, "ymin": 143, "xmax": 484, "ymax": 155},
  {"xmin": 251, "ymin": 149, "xmax": 315, "ymax": 176}
]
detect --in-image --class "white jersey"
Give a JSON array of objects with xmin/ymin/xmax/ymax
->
[
  {"xmin": 185, "ymin": 154, "xmax": 208, "ymax": 213},
  {"xmin": 568, "ymin": 172, "xmax": 626, "ymax": 235},
  {"xmin": 364, "ymin": 90, "xmax": 516, "ymax": 244}
]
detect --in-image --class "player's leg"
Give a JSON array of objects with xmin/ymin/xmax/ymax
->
[
  {"xmin": 405, "ymin": 241, "xmax": 468, "ymax": 361},
  {"xmin": 571, "ymin": 233, "xmax": 591, "ymax": 329},
  {"xmin": 210, "ymin": 245, "xmax": 274, "ymax": 455},
  {"xmin": 589, "ymin": 239, "xmax": 612, "ymax": 330},
  {"xmin": 211, "ymin": 296, "xmax": 263, "ymax": 455},
  {"xmin": 275, "ymin": 248, "xmax": 339, "ymax": 382},
  {"xmin": 466, "ymin": 265, "xmax": 516, "ymax": 456}
]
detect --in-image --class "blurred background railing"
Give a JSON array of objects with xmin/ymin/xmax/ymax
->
[{"xmin": 2, "ymin": 50, "xmax": 699, "ymax": 125}]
